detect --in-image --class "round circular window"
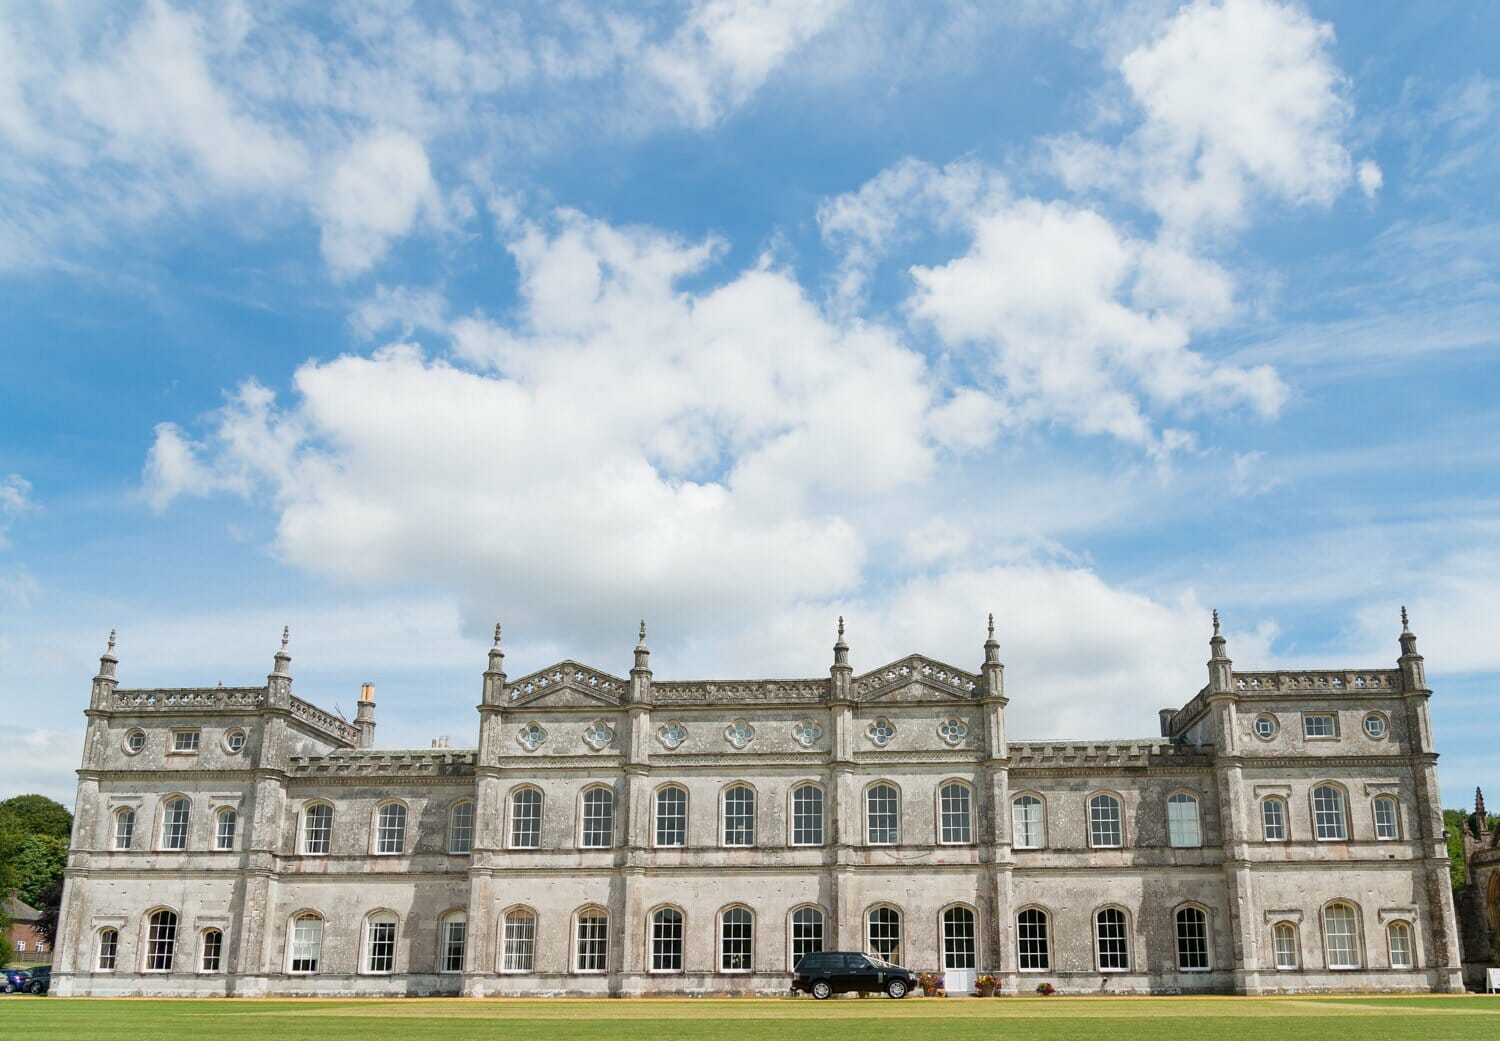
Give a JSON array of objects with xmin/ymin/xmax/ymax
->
[
  {"xmin": 1362, "ymin": 713, "xmax": 1388, "ymax": 739},
  {"xmin": 1253, "ymin": 714, "xmax": 1278, "ymax": 739},
  {"xmin": 224, "ymin": 728, "xmax": 248, "ymax": 753},
  {"xmin": 124, "ymin": 729, "xmax": 146, "ymax": 755}
]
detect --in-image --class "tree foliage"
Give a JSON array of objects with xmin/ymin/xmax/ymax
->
[
  {"xmin": 11, "ymin": 833, "xmax": 68, "ymax": 907},
  {"xmin": 0, "ymin": 794, "xmax": 73, "ymax": 842}
]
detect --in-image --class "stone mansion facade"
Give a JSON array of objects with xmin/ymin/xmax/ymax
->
[{"xmin": 53, "ymin": 613, "xmax": 1467, "ymax": 996}]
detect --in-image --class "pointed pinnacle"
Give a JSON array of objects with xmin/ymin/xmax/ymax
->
[
  {"xmin": 988, "ymin": 613, "xmax": 995, "ymax": 639},
  {"xmin": 837, "ymin": 616, "xmax": 845, "ymax": 638},
  {"xmin": 1212, "ymin": 609, "xmax": 1220, "ymax": 636}
]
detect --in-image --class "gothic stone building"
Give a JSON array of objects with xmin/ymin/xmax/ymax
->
[
  {"xmin": 53, "ymin": 614, "xmax": 1466, "ymax": 997},
  {"xmin": 1457, "ymin": 789, "xmax": 1500, "ymax": 988}
]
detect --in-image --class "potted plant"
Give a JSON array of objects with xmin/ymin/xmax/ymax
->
[
  {"xmin": 974, "ymin": 973, "xmax": 998, "ymax": 997},
  {"xmin": 1035, "ymin": 981, "xmax": 1056, "ymax": 996},
  {"xmin": 918, "ymin": 971, "xmax": 944, "ymax": 997}
]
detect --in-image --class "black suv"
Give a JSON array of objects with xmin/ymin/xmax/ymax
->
[
  {"xmin": 792, "ymin": 951, "xmax": 918, "ymax": 999},
  {"xmin": 26, "ymin": 965, "xmax": 50, "ymax": 995}
]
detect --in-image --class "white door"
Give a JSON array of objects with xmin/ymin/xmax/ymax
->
[{"xmin": 945, "ymin": 968, "xmax": 975, "ymax": 996}]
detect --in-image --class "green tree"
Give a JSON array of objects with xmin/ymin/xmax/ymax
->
[
  {"xmin": 1443, "ymin": 809, "xmax": 1468, "ymax": 889},
  {"xmin": 11, "ymin": 833, "xmax": 68, "ymax": 907},
  {"xmin": 0, "ymin": 822, "xmax": 19, "ymax": 970},
  {"xmin": 0, "ymin": 794, "xmax": 73, "ymax": 842}
]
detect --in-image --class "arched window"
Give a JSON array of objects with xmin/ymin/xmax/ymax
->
[
  {"xmin": 1017, "ymin": 908, "xmax": 1050, "ymax": 971},
  {"xmin": 723, "ymin": 784, "xmax": 756, "ymax": 846},
  {"xmin": 160, "ymin": 796, "xmax": 190, "ymax": 850},
  {"xmin": 1373, "ymin": 796, "xmax": 1400, "ymax": 840},
  {"xmin": 651, "ymin": 907, "xmax": 684, "ymax": 972},
  {"xmin": 867, "ymin": 906, "xmax": 901, "ymax": 964},
  {"xmin": 289, "ymin": 913, "xmax": 323, "ymax": 973},
  {"xmin": 1089, "ymin": 793, "xmax": 1122, "ymax": 849},
  {"xmin": 942, "ymin": 906, "xmax": 976, "ymax": 971},
  {"xmin": 200, "ymin": 929, "xmax": 223, "ymax": 972},
  {"xmin": 1387, "ymin": 920, "xmax": 1414, "ymax": 969},
  {"xmin": 302, "ymin": 803, "xmax": 333, "ymax": 855},
  {"xmin": 1175, "ymin": 906, "xmax": 1210, "ymax": 970},
  {"xmin": 448, "ymin": 801, "xmax": 475, "ymax": 854},
  {"xmin": 1272, "ymin": 921, "xmax": 1299, "ymax": 969},
  {"xmin": 1094, "ymin": 907, "xmax": 1130, "ymax": 971},
  {"xmin": 440, "ymin": 912, "xmax": 467, "ymax": 973},
  {"xmin": 1312, "ymin": 784, "xmax": 1347, "ymax": 840},
  {"xmin": 939, "ymin": 782, "xmax": 973, "ymax": 845},
  {"xmin": 144, "ymin": 909, "xmax": 178, "ymax": 972},
  {"xmin": 1012, "ymin": 794, "xmax": 1044, "ymax": 849},
  {"xmin": 97, "ymin": 928, "xmax": 119, "ymax": 971},
  {"xmin": 1167, "ymin": 793, "xmax": 1201, "ymax": 848},
  {"xmin": 501, "ymin": 908, "xmax": 535, "ymax": 972},
  {"xmin": 375, "ymin": 803, "xmax": 407, "ymax": 854},
  {"xmin": 580, "ymin": 786, "xmax": 614, "ymax": 848},
  {"xmin": 721, "ymin": 906, "xmax": 753, "ymax": 972},
  {"xmin": 113, "ymin": 808, "xmax": 135, "ymax": 850},
  {"xmin": 865, "ymin": 783, "xmax": 899, "ymax": 845},
  {"xmin": 365, "ymin": 911, "xmax": 398, "ymax": 973},
  {"xmin": 791, "ymin": 783, "xmax": 824, "ymax": 846},
  {"xmin": 509, "ymin": 787, "xmax": 542, "ymax": 849},
  {"xmin": 575, "ymin": 908, "xmax": 609, "ymax": 972},
  {"xmin": 790, "ymin": 906, "xmax": 824, "ymax": 968},
  {"xmin": 214, "ymin": 808, "xmax": 237, "ymax": 851},
  {"xmin": 1261, "ymin": 797, "xmax": 1288, "ymax": 842},
  {"xmin": 1323, "ymin": 902, "xmax": 1360, "ymax": 968},
  {"xmin": 655, "ymin": 785, "xmax": 687, "ymax": 848}
]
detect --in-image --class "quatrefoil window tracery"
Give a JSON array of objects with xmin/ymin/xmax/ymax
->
[
  {"xmin": 866, "ymin": 717, "xmax": 896, "ymax": 747},
  {"xmin": 792, "ymin": 719, "xmax": 823, "ymax": 748},
  {"xmin": 583, "ymin": 720, "xmax": 615, "ymax": 751},
  {"xmin": 937, "ymin": 716, "xmax": 969, "ymax": 746},
  {"xmin": 517, "ymin": 722, "xmax": 547, "ymax": 751},
  {"xmin": 724, "ymin": 719, "xmax": 755, "ymax": 749},
  {"xmin": 657, "ymin": 720, "xmax": 688, "ymax": 749}
]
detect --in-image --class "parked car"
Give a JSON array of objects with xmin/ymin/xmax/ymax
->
[
  {"xmin": 26, "ymin": 965, "xmax": 50, "ymax": 995},
  {"xmin": 1, "ymin": 967, "xmax": 31, "ymax": 993},
  {"xmin": 791, "ymin": 951, "xmax": 918, "ymax": 999}
]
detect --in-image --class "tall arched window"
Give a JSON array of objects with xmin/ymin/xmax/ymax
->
[
  {"xmin": 1261, "ymin": 797, "xmax": 1288, "ymax": 842},
  {"xmin": 1089, "ymin": 793, "xmax": 1122, "ymax": 848},
  {"xmin": 440, "ymin": 912, "xmax": 467, "ymax": 973},
  {"xmin": 1012, "ymin": 794, "xmax": 1044, "ymax": 849},
  {"xmin": 1017, "ymin": 908, "xmax": 1050, "ymax": 971},
  {"xmin": 942, "ymin": 906, "xmax": 976, "ymax": 972},
  {"xmin": 721, "ymin": 906, "xmax": 753, "ymax": 972},
  {"xmin": 1312, "ymin": 784, "xmax": 1347, "ymax": 840},
  {"xmin": 791, "ymin": 784, "xmax": 824, "ymax": 846},
  {"xmin": 302, "ymin": 803, "xmax": 333, "ymax": 855},
  {"xmin": 651, "ymin": 907, "xmax": 684, "ymax": 972},
  {"xmin": 199, "ymin": 929, "xmax": 223, "ymax": 972},
  {"xmin": 790, "ymin": 906, "xmax": 824, "ymax": 968},
  {"xmin": 865, "ymin": 783, "xmax": 899, "ymax": 845},
  {"xmin": 375, "ymin": 803, "xmax": 407, "ymax": 854},
  {"xmin": 867, "ymin": 907, "xmax": 901, "ymax": 964},
  {"xmin": 214, "ymin": 808, "xmax": 237, "ymax": 851},
  {"xmin": 160, "ymin": 797, "xmax": 190, "ymax": 850},
  {"xmin": 723, "ymin": 784, "xmax": 756, "ymax": 846},
  {"xmin": 1175, "ymin": 906, "xmax": 1210, "ymax": 970},
  {"xmin": 581, "ymin": 786, "xmax": 614, "ymax": 848},
  {"xmin": 501, "ymin": 908, "xmax": 536, "ymax": 972},
  {"xmin": 1094, "ymin": 907, "xmax": 1130, "ymax": 971},
  {"xmin": 510, "ymin": 787, "xmax": 542, "ymax": 848},
  {"xmin": 1323, "ymin": 902, "xmax": 1360, "ymax": 968},
  {"xmin": 448, "ymin": 801, "xmax": 475, "ymax": 854},
  {"xmin": 365, "ymin": 911, "xmax": 398, "ymax": 973},
  {"xmin": 1373, "ymin": 796, "xmax": 1400, "ymax": 840},
  {"xmin": 1386, "ymin": 920, "xmax": 1414, "ymax": 969},
  {"xmin": 114, "ymin": 808, "xmax": 135, "ymax": 850},
  {"xmin": 1167, "ymin": 793, "xmax": 1201, "ymax": 847},
  {"xmin": 144, "ymin": 909, "xmax": 178, "ymax": 972},
  {"xmin": 1272, "ymin": 921, "xmax": 1299, "ymax": 970},
  {"xmin": 289, "ymin": 913, "xmax": 324, "ymax": 973},
  {"xmin": 97, "ymin": 928, "xmax": 119, "ymax": 971},
  {"xmin": 939, "ymin": 783, "xmax": 973, "ymax": 845},
  {"xmin": 575, "ymin": 908, "xmax": 609, "ymax": 972},
  {"xmin": 655, "ymin": 785, "xmax": 687, "ymax": 848}
]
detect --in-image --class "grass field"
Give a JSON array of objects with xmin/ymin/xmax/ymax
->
[{"xmin": 4, "ymin": 996, "xmax": 1499, "ymax": 1041}]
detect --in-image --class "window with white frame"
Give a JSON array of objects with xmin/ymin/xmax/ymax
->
[
  {"xmin": 375, "ymin": 803, "xmax": 406, "ymax": 854},
  {"xmin": 145, "ymin": 909, "xmax": 178, "ymax": 972},
  {"xmin": 790, "ymin": 906, "xmax": 824, "ymax": 968},
  {"xmin": 214, "ymin": 809, "xmax": 237, "ymax": 851},
  {"xmin": 651, "ymin": 907, "xmax": 684, "ymax": 972},
  {"xmin": 448, "ymin": 801, "xmax": 475, "ymax": 854},
  {"xmin": 1089, "ymin": 793, "xmax": 1122, "ymax": 848},
  {"xmin": 171, "ymin": 729, "xmax": 200, "ymax": 753},
  {"xmin": 1387, "ymin": 920, "xmax": 1413, "ymax": 969},
  {"xmin": 1013, "ymin": 794, "xmax": 1044, "ymax": 849},
  {"xmin": 97, "ymin": 928, "xmax": 119, "ymax": 971},
  {"xmin": 791, "ymin": 784, "xmax": 823, "ymax": 846},
  {"xmin": 867, "ymin": 907, "xmax": 901, "ymax": 964},
  {"xmin": 1303, "ymin": 713, "xmax": 1336, "ymax": 739},
  {"xmin": 1261, "ymin": 797, "xmax": 1287, "ymax": 842},
  {"xmin": 1373, "ymin": 796, "xmax": 1400, "ymax": 840},
  {"xmin": 440, "ymin": 914, "xmax": 467, "ymax": 973},
  {"xmin": 720, "ymin": 907, "xmax": 753, "ymax": 972},
  {"xmin": 114, "ymin": 808, "xmax": 135, "ymax": 850},
  {"xmin": 160, "ymin": 797, "xmax": 190, "ymax": 850},
  {"xmin": 510, "ymin": 788, "xmax": 541, "ymax": 849},
  {"xmin": 1017, "ymin": 908, "xmax": 1050, "ymax": 971},
  {"xmin": 575, "ymin": 910, "xmax": 608, "ymax": 972},
  {"xmin": 200, "ymin": 929, "xmax": 223, "ymax": 972},
  {"xmin": 723, "ymin": 784, "xmax": 756, "ymax": 846},
  {"xmin": 289, "ymin": 914, "xmax": 323, "ymax": 973},
  {"xmin": 1175, "ymin": 907, "xmax": 1210, "ymax": 970},
  {"xmin": 302, "ymin": 804, "xmax": 333, "ymax": 855},
  {"xmin": 365, "ymin": 912, "xmax": 397, "ymax": 973},
  {"xmin": 1312, "ymin": 785, "xmax": 1348, "ymax": 840},
  {"xmin": 939, "ymin": 782, "xmax": 973, "ymax": 844},
  {"xmin": 1272, "ymin": 921, "xmax": 1299, "ymax": 970},
  {"xmin": 501, "ymin": 909, "xmax": 535, "ymax": 972},
  {"xmin": 655, "ymin": 786, "xmax": 687, "ymax": 848},
  {"xmin": 1323, "ymin": 903, "xmax": 1360, "ymax": 969},
  {"xmin": 1095, "ymin": 908, "xmax": 1130, "ymax": 971},
  {"xmin": 581, "ymin": 787, "xmax": 614, "ymax": 848},
  {"xmin": 942, "ymin": 906, "xmax": 976, "ymax": 971},
  {"xmin": 1167, "ymin": 793, "xmax": 1202, "ymax": 848},
  {"xmin": 865, "ymin": 783, "xmax": 899, "ymax": 845}
]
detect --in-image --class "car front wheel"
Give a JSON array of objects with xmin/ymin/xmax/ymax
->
[
  {"xmin": 886, "ymin": 979, "xmax": 908, "ymax": 999},
  {"xmin": 2, "ymin": 983, "xmax": 13, "ymax": 994},
  {"xmin": 811, "ymin": 980, "xmax": 833, "ymax": 1000},
  {"xmin": 30, "ymin": 983, "xmax": 44, "ymax": 994}
]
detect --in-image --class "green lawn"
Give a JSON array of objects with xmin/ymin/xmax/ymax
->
[{"xmin": 4, "ymin": 996, "xmax": 1498, "ymax": 1041}]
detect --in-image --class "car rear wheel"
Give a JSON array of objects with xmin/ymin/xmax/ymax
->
[
  {"xmin": 886, "ymin": 979, "xmax": 908, "ymax": 999},
  {"xmin": 811, "ymin": 980, "xmax": 833, "ymax": 1000},
  {"xmin": 3, "ymin": 983, "xmax": 13, "ymax": 994}
]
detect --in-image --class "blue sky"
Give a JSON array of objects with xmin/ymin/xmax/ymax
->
[{"xmin": 1, "ymin": 0, "xmax": 1496, "ymax": 810}]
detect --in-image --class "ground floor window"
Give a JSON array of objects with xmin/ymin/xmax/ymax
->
[
  {"xmin": 145, "ymin": 910, "xmax": 177, "ymax": 972},
  {"xmin": 1175, "ymin": 907, "xmax": 1209, "ymax": 971},
  {"xmin": 721, "ymin": 907, "xmax": 753, "ymax": 972},
  {"xmin": 791, "ymin": 907, "xmax": 824, "ymax": 969},
  {"xmin": 366, "ymin": 914, "xmax": 397, "ymax": 973},
  {"xmin": 1387, "ymin": 921, "xmax": 1414, "ymax": 969},
  {"xmin": 441, "ymin": 915, "xmax": 467, "ymax": 973},
  {"xmin": 1017, "ymin": 909, "xmax": 1050, "ymax": 971},
  {"xmin": 942, "ymin": 907, "xmax": 976, "ymax": 970},
  {"xmin": 1324, "ymin": 904, "xmax": 1360, "ymax": 969},
  {"xmin": 97, "ymin": 928, "xmax": 119, "ymax": 971},
  {"xmin": 576, "ymin": 911, "xmax": 608, "ymax": 972},
  {"xmin": 502, "ymin": 910, "xmax": 535, "ymax": 972},
  {"xmin": 652, "ymin": 908, "xmax": 683, "ymax": 972},
  {"xmin": 200, "ymin": 929, "xmax": 223, "ymax": 972},
  {"xmin": 1095, "ymin": 908, "xmax": 1130, "ymax": 971},
  {"xmin": 290, "ymin": 914, "xmax": 323, "ymax": 973},
  {"xmin": 868, "ymin": 907, "xmax": 901, "ymax": 964},
  {"xmin": 1273, "ymin": 922, "xmax": 1299, "ymax": 970}
]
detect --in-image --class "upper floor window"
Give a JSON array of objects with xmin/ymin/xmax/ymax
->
[
  {"xmin": 721, "ymin": 906, "xmax": 753, "ymax": 972},
  {"xmin": 145, "ymin": 909, "xmax": 178, "ymax": 972},
  {"xmin": 440, "ymin": 913, "xmax": 467, "ymax": 974},
  {"xmin": 114, "ymin": 808, "xmax": 135, "ymax": 850},
  {"xmin": 510, "ymin": 788, "xmax": 542, "ymax": 849},
  {"xmin": 124, "ymin": 729, "xmax": 146, "ymax": 755},
  {"xmin": 1167, "ymin": 793, "xmax": 1201, "ymax": 848},
  {"xmin": 448, "ymin": 801, "xmax": 475, "ymax": 854},
  {"xmin": 1323, "ymin": 902, "xmax": 1360, "ymax": 969},
  {"xmin": 375, "ymin": 802, "xmax": 406, "ymax": 855},
  {"xmin": 200, "ymin": 929, "xmax": 223, "ymax": 972},
  {"xmin": 171, "ymin": 729, "xmax": 200, "ymax": 754},
  {"xmin": 1303, "ymin": 714, "xmax": 1337, "ymax": 739},
  {"xmin": 1013, "ymin": 795, "xmax": 1044, "ymax": 849},
  {"xmin": 655, "ymin": 785, "xmax": 687, "ymax": 848},
  {"xmin": 651, "ymin": 907, "xmax": 684, "ymax": 973},
  {"xmin": 791, "ymin": 784, "xmax": 823, "ymax": 846},
  {"xmin": 1175, "ymin": 906, "xmax": 1210, "ymax": 970},
  {"xmin": 365, "ymin": 912, "xmax": 397, "ymax": 973},
  {"xmin": 581, "ymin": 787, "xmax": 614, "ymax": 848},
  {"xmin": 1362, "ymin": 712, "xmax": 1388, "ymax": 739},
  {"xmin": 302, "ymin": 804, "xmax": 333, "ymax": 855},
  {"xmin": 1261, "ymin": 797, "xmax": 1287, "ymax": 841},
  {"xmin": 1373, "ymin": 796, "xmax": 1400, "ymax": 840},
  {"xmin": 1089, "ymin": 793, "xmax": 1122, "ymax": 849},
  {"xmin": 1253, "ymin": 714, "xmax": 1278, "ymax": 739},
  {"xmin": 224, "ymin": 728, "xmax": 248, "ymax": 753},
  {"xmin": 1095, "ymin": 907, "xmax": 1130, "ymax": 971},
  {"xmin": 723, "ymin": 784, "xmax": 756, "ymax": 847},
  {"xmin": 214, "ymin": 808, "xmax": 237, "ymax": 851},
  {"xmin": 160, "ymin": 797, "xmax": 190, "ymax": 850},
  {"xmin": 939, "ymin": 782, "xmax": 973, "ymax": 845},
  {"xmin": 1312, "ymin": 784, "xmax": 1348, "ymax": 841},
  {"xmin": 1387, "ymin": 920, "xmax": 1414, "ymax": 969},
  {"xmin": 289, "ymin": 913, "xmax": 323, "ymax": 973},
  {"xmin": 865, "ymin": 783, "xmax": 899, "ymax": 846},
  {"xmin": 575, "ymin": 909, "xmax": 608, "ymax": 972}
]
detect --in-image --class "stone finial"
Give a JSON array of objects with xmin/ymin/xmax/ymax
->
[
  {"xmin": 96, "ymin": 628, "xmax": 120, "ymax": 682},
  {"xmin": 280, "ymin": 626, "xmax": 290, "ymax": 651},
  {"xmin": 984, "ymin": 612, "xmax": 1001, "ymax": 666},
  {"xmin": 833, "ymin": 616, "xmax": 850, "ymax": 670},
  {"xmin": 1209, "ymin": 610, "xmax": 1228, "ymax": 660},
  {"xmin": 633, "ymin": 619, "xmax": 651, "ymax": 673},
  {"xmin": 988, "ymin": 613, "xmax": 995, "ymax": 639},
  {"xmin": 1398, "ymin": 606, "xmax": 1420, "ymax": 661},
  {"xmin": 1478, "ymin": 788, "xmax": 1490, "ymax": 837},
  {"xmin": 487, "ymin": 621, "xmax": 506, "ymax": 674},
  {"xmin": 107, "ymin": 629, "xmax": 117, "ymax": 654},
  {"xmin": 273, "ymin": 625, "xmax": 292, "ymax": 677},
  {"xmin": 1401, "ymin": 605, "xmax": 1410, "ymax": 633},
  {"xmin": 493, "ymin": 623, "xmax": 502, "ymax": 647},
  {"xmin": 1212, "ymin": 609, "xmax": 1220, "ymax": 636}
]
